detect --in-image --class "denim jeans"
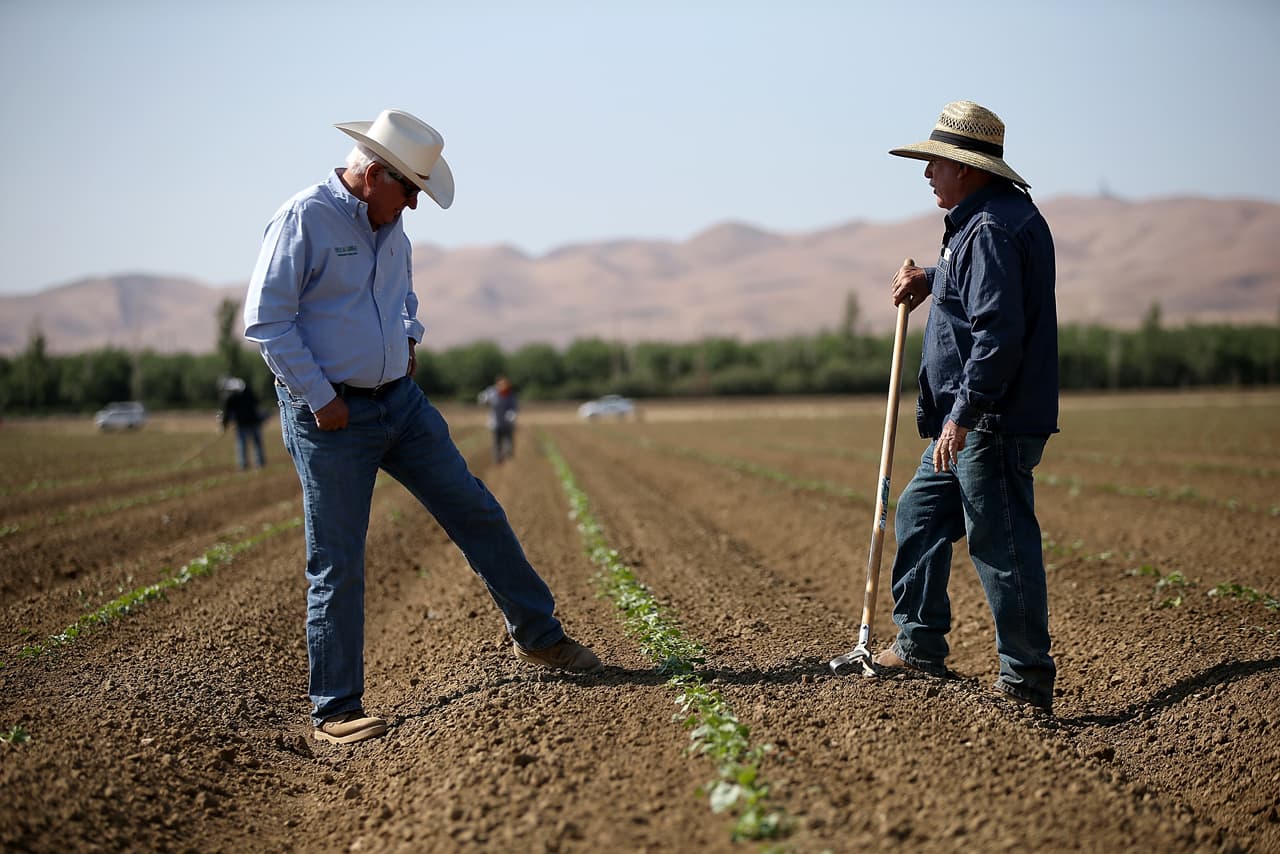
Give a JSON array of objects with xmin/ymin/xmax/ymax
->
[
  {"xmin": 234, "ymin": 423, "xmax": 265, "ymax": 470},
  {"xmin": 888, "ymin": 430, "xmax": 1055, "ymax": 708},
  {"xmin": 493, "ymin": 424, "xmax": 515, "ymax": 463},
  {"xmin": 276, "ymin": 378, "xmax": 563, "ymax": 724}
]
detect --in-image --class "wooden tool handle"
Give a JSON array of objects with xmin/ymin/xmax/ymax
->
[{"xmin": 858, "ymin": 257, "xmax": 915, "ymax": 635}]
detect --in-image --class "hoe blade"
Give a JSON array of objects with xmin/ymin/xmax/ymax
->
[{"xmin": 828, "ymin": 645, "xmax": 877, "ymax": 678}]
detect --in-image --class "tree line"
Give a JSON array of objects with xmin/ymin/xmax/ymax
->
[{"xmin": 1, "ymin": 300, "xmax": 1276, "ymax": 415}]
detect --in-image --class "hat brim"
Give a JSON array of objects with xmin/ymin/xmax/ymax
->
[
  {"xmin": 889, "ymin": 141, "xmax": 1029, "ymax": 188},
  {"xmin": 336, "ymin": 121, "xmax": 455, "ymax": 209}
]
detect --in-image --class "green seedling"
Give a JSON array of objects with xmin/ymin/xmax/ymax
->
[
  {"xmin": 1, "ymin": 725, "xmax": 30, "ymax": 746},
  {"xmin": 1208, "ymin": 583, "xmax": 1280, "ymax": 611},
  {"xmin": 19, "ymin": 517, "xmax": 301, "ymax": 658},
  {"xmin": 543, "ymin": 437, "xmax": 788, "ymax": 842},
  {"xmin": 1127, "ymin": 565, "xmax": 1160, "ymax": 578}
]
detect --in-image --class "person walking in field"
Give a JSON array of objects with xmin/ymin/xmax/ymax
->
[
  {"xmin": 244, "ymin": 108, "xmax": 602, "ymax": 745},
  {"xmin": 478, "ymin": 375, "xmax": 519, "ymax": 464},
  {"xmin": 219, "ymin": 378, "xmax": 266, "ymax": 470},
  {"xmin": 876, "ymin": 101, "xmax": 1059, "ymax": 713}
]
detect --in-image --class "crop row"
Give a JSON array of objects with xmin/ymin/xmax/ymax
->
[
  {"xmin": 0, "ymin": 473, "xmax": 248, "ymax": 540},
  {"xmin": 671, "ymin": 429, "xmax": 1278, "ymax": 517},
  {"xmin": 582, "ymin": 430, "xmax": 1275, "ymax": 625},
  {"xmin": 542, "ymin": 438, "xmax": 787, "ymax": 842},
  {"xmin": 1040, "ymin": 534, "xmax": 1279, "ymax": 628},
  {"xmin": 11, "ymin": 516, "xmax": 302, "ymax": 663}
]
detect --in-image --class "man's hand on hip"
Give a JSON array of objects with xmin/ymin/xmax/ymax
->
[
  {"xmin": 314, "ymin": 397, "xmax": 350, "ymax": 431},
  {"xmin": 934, "ymin": 419, "xmax": 969, "ymax": 472}
]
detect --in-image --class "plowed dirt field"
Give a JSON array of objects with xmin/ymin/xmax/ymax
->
[{"xmin": 2, "ymin": 390, "xmax": 1277, "ymax": 852}]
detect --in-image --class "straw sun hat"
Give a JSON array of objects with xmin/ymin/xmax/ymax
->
[
  {"xmin": 335, "ymin": 109, "xmax": 455, "ymax": 209},
  {"xmin": 889, "ymin": 100, "xmax": 1029, "ymax": 188}
]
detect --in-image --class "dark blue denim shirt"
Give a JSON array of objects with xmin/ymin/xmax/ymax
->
[{"xmin": 917, "ymin": 181, "xmax": 1058, "ymax": 438}]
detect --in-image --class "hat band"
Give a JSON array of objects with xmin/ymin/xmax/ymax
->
[{"xmin": 929, "ymin": 129, "xmax": 1003, "ymax": 158}]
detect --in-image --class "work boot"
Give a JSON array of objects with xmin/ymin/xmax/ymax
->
[
  {"xmin": 872, "ymin": 646, "xmax": 952, "ymax": 678},
  {"xmin": 872, "ymin": 647, "xmax": 917, "ymax": 671},
  {"xmin": 992, "ymin": 683, "xmax": 1053, "ymax": 715},
  {"xmin": 313, "ymin": 710, "xmax": 387, "ymax": 744},
  {"xmin": 513, "ymin": 635, "xmax": 603, "ymax": 673}
]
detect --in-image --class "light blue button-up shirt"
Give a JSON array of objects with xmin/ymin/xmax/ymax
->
[{"xmin": 244, "ymin": 170, "xmax": 426, "ymax": 411}]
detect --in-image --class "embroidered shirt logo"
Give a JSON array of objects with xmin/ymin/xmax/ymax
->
[{"xmin": 335, "ymin": 245, "xmax": 358, "ymax": 257}]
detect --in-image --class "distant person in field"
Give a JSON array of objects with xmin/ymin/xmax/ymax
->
[
  {"xmin": 478, "ymin": 375, "xmax": 519, "ymax": 464},
  {"xmin": 243, "ymin": 109, "xmax": 602, "ymax": 746},
  {"xmin": 876, "ymin": 101, "xmax": 1059, "ymax": 713},
  {"xmin": 219, "ymin": 378, "xmax": 266, "ymax": 470}
]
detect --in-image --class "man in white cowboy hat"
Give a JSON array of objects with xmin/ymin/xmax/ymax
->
[
  {"xmin": 244, "ymin": 109, "xmax": 602, "ymax": 745},
  {"xmin": 875, "ymin": 100, "xmax": 1059, "ymax": 713}
]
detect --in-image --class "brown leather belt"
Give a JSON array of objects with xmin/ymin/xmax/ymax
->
[{"xmin": 331, "ymin": 377, "xmax": 406, "ymax": 399}]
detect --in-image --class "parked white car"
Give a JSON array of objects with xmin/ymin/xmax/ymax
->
[
  {"xmin": 577, "ymin": 394, "xmax": 636, "ymax": 420},
  {"xmin": 94, "ymin": 401, "xmax": 147, "ymax": 431}
]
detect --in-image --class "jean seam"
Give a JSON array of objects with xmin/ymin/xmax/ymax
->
[
  {"xmin": 897, "ymin": 443, "xmax": 947, "ymax": 659},
  {"xmin": 994, "ymin": 435, "xmax": 1029, "ymax": 645}
]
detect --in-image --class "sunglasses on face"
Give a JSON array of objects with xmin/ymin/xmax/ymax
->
[{"xmin": 383, "ymin": 164, "xmax": 420, "ymax": 197}]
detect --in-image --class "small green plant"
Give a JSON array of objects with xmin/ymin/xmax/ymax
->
[
  {"xmin": 1128, "ymin": 566, "xmax": 1195, "ymax": 608},
  {"xmin": 20, "ymin": 517, "xmax": 302, "ymax": 658},
  {"xmin": 1, "ymin": 725, "xmax": 30, "ymax": 746},
  {"xmin": 543, "ymin": 438, "xmax": 788, "ymax": 842},
  {"xmin": 1127, "ymin": 564, "xmax": 1160, "ymax": 578},
  {"xmin": 1156, "ymin": 571, "xmax": 1191, "ymax": 592},
  {"xmin": 1209, "ymin": 583, "xmax": 1280, "ymax": 611}
]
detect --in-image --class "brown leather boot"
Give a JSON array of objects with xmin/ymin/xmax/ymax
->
[
  {"xmin": 313, "ymin": 710, "xmax": 387, "ymax": 744},
  {"xmin": 513, "ymin": 635, "xmax": 603, "ymax": 673}
]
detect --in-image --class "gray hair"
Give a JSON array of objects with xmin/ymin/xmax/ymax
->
[{"xmin": 345, "ymin": 145, "xmax": 396, "ymax": 186}]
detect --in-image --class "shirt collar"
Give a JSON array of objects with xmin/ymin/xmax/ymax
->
[
  {"xmin": 944, "ymin": 181, "xmax": 1008, "ymax": 233},
  {"xmin": 324, "ymin": 169, "xmax": 365, "ymax": 222}
]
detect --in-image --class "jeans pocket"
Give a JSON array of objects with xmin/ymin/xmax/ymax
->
[
  {"xmin": 1014, "ymin": 435, "xmax": 1046, "ymax": 474},
  {"xmin": 276, "ymin": 384, "xmax": 316, "ymax": 427}
]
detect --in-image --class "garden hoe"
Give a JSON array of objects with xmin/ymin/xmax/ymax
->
[{"xmin": 829, "ymin": 258, "xmax": 914, "ymax": 678}]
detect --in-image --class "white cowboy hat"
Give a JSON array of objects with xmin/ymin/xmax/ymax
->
[
  {"xmin": 889, "ymin": 100, "xmax": 1029, "ymax": 188},
  {"xmin": 335, "ymin": 109, "xmax": 455, "ymax": 209}
]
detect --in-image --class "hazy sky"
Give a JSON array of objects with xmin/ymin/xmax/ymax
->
[{"xmin": 2, "ymin": 0, "xmax": 1277, "ymax": 295}]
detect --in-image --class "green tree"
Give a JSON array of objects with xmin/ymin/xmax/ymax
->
[
  {"xmin": 562, "ymin": 337, "xmax": 618, "ymax": 396},
  {"xmin": 216, "ymin": 297, "xmax": 245, "ymax": 378},
  {"xmin": 506, "ymin": 342, "xmax": 564, "ymax": 398},
  {"xmin": 437, "ymin": 341, "xmax": 506, "ymax": 400},
  {"xmin": 58, "ymin": 348, "xmax": 133, "ymax": 408},
  {"xmin": 13, "ymin": 326, "xmax": 59, "ymax": 412}
]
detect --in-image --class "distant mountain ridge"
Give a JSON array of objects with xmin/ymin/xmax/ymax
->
[{"xmin": 3, "ymin": 195, "xmax": 1277, "ymax": 355}]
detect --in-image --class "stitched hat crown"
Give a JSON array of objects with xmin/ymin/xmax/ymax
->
[{"xmin": 937, "ymin": 101, "xmax": 1005, "ymax": 146}]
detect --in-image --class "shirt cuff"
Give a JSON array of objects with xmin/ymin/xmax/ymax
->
[
  {"xmin": 303, "ymin": 382, "xmax": 338, "ymax": 412},
  {"xmin": 949, "ymin": 400, "xmax": 981, "ymax": 430}
]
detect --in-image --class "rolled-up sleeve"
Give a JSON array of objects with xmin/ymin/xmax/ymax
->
[
  {"xmin": 950, "ymin": 223, "xmax": 1025, "ymax": 429},
  {"xmin": 243, "ymin": 206, "xmax": 336, "ymax": 411}
]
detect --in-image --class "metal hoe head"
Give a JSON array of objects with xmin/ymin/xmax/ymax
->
[{"xmin": 829, "ymin": 634, "xmax": 878, "ymax": 678}]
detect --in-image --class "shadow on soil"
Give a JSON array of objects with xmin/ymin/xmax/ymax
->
[
  {"xmin": 1058, "ymin": 655, "xmax": 1280, "ymax": 730},
  {"xmin": 390, "ymin": 658, "xmax": 832, "ymax": 727}
]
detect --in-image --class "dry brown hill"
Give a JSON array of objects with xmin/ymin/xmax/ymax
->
[{"xmin": 2, "ymin": 195, "xmax": 1276, "ymax": 355}]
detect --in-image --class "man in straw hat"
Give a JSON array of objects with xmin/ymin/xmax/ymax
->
[
  {"xmin": 875, "ymin": 100, "xmax": 1059, "ymax": 713},
  {"xmin": 244, "ymin": 109, "xmax": 602, "ymax": 745}
]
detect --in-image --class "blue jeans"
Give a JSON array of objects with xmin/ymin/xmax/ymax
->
[
  {"xmin": 888, "ymin": 431, "xmax": 1055, "ymax": 708},
  {"xmin": 493, "ymin": 424, "xmax": 515, "ymax": 463},
  {"xmin": 234, "ymin": 422, "xmax": 265, "ymax": 470},
  {"xmin": 276, "ymin": 378, "xmax": 564, "ymax": 724}
]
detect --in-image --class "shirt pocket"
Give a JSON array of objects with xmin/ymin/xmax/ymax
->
[{"xmin": 931, "ymin": 252, "xmax": 953, "ymax": 305}]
